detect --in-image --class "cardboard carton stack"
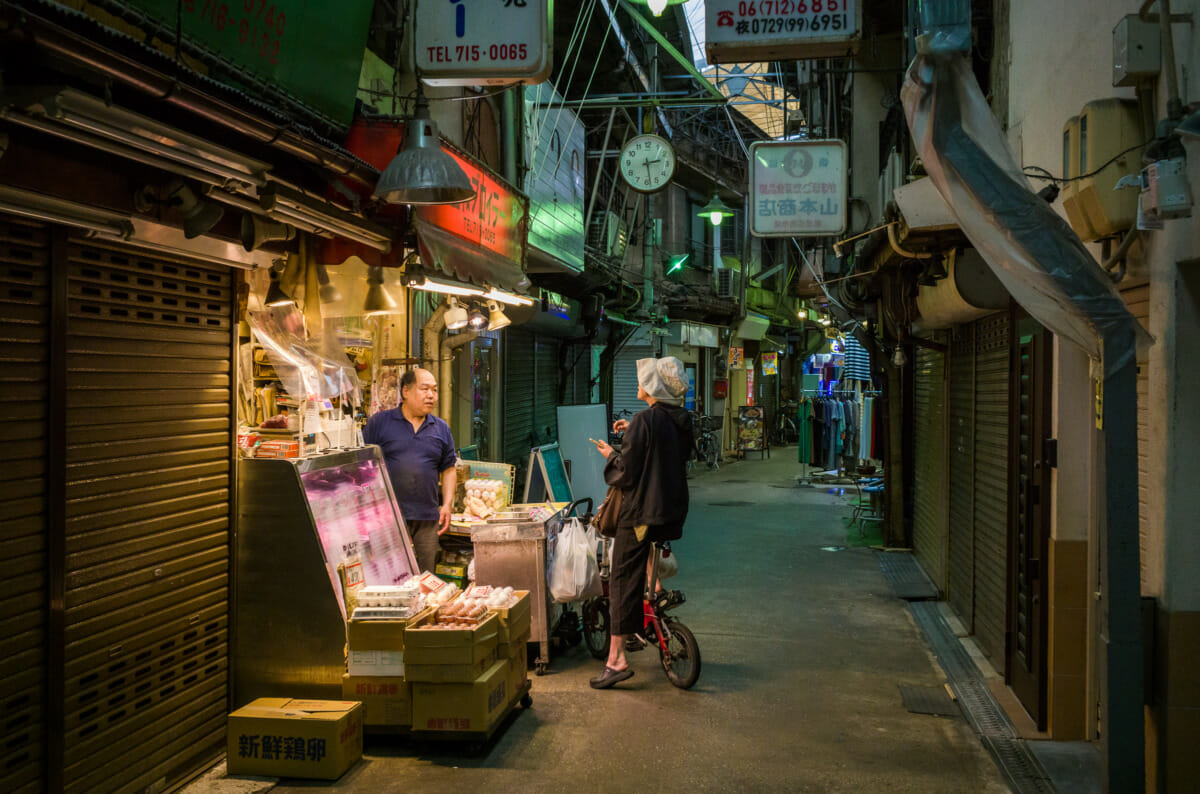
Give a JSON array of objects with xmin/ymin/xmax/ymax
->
[
  {"xmin": 227, "ymin": 699, "xmax": 363, "ymax": 780},
  {"xmin": 408, "ymin": 589, "xmax": 531, "ymax": 735}
]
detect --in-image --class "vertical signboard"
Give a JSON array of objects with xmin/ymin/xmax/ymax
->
[{"xmin": 750, "ymin": 140, "xmax": 848, "ymax": 237}]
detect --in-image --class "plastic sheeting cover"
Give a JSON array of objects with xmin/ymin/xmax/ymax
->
[
  {"xmin": 901, "ymin": 53, "xmax": 1150, "ymax": 371},
  {"xmin": 249, "ymin": 304, "xmax": 361, "ymax": 404}
]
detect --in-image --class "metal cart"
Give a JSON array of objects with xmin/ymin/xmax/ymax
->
[{"xmin": 468, "ymin": 503, "xmax": 566, "ymax": 675}]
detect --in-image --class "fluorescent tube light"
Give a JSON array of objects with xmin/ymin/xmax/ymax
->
[
  {"xmin": 482, "ymin": 287, "xmax": 535, "ymax": 306},
  {"xmin": 405, "ymin": 273, "xmax": 486, "ymax": 297},
  {"xmin": 259, "ymin": 184, "xmax": 393, "ymax": 253},
  {"xmin": 0, "ymin": 185, "xmax": 131, "ymax": 238}
]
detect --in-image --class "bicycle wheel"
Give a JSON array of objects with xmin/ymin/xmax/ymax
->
[
  {"xmin": 699, "ymin": 435, "xmax": 719, "ymax": 470},
  {"xmin": 582, "ymin": 597, "xmax": 609, "ymax": 660},
  {"xmin": 660, "ymin": 618, "xmax": 701, "ymax": 689}
]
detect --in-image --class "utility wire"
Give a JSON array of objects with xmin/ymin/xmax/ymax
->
[{"xmin": 1023, "ymin": 139, "xmax": 1151, "ymax": 183}]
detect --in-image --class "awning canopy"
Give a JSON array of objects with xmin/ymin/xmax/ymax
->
[{"xmin": 414, "ymin": 217, "xmax": 530, "ymax": 294}]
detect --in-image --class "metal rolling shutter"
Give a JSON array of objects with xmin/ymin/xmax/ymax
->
[
  {"xmin": 61, "ymin": 238, "xmax": 233, "ymax": 793},
  {"xmin": 972, "ymin": 313, "xmax": 1010, "ymax": 667},
  {"xmin": 503, "ymin": 329, "xmax": 535, "ymax": 471},
  {"xmin": 534, "ymin": 336, "xmax": 560, "ymax": 444},
  {"xmin": 0, "ymin": 217, "xmax": 49, "ymax": 794},
  {"xmin": 1121, "ymin": 285, "xmax": 1150, "ymax": 584},
  {"xmin": 912, "ymin": 343, "xmax": 948, "ymax": 593},
  {"xmin": 612, "ymin": 345, "xmax": 653, "ymax": 419},
  {"xmin": 947, "ymin": 327, "xmax": 976, "ymax": 627}
]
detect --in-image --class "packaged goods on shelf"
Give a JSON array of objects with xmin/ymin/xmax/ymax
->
[
  {"xmin": 226, "ymin": 699, "xmax": 363, "ymax": 780},
  {"xmin": 463, "ymin": 477, "xmax": 508, "ymax": 519}
]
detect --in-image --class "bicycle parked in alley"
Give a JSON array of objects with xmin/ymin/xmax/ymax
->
[
  {"xmin": 689, "ymin": 411, "xmax": 722, "ymax": 471},
  {"xmin": 581, "ymin": 537, "xmax": 701, "ymax": 689}
]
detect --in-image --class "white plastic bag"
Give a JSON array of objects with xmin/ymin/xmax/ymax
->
[
  {"xmin": 656, "ymin": 546, "xmax": 678, "ymax": 580},
  {"xmin": 549, "ymin": 517, "xmax": 602, "ymax": 602}
]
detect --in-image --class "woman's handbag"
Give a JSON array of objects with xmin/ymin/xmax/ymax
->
[{"xmin": 592, "ymin": 486, "xmax": 622, "ymax": 538}]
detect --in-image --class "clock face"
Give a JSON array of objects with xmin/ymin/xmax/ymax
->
[{"xmin": 619, "ymin": 134, "xmax": 676, "ymax": 193}]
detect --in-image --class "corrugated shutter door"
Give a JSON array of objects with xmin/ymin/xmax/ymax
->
[
  {"xmin": 613, "ymin": 345, "xmax": 653, "ymax": 419},
  {"xmin": 947, "ymin": 327, "xmax": 976, "ymax": 627},
  {"xmin": 912, "ymin": 343, "xmax": 948, "ymax": 592},
  {"xmin": 62, "ymin": 238, "xmax": 232, "ymax": 793},
  {"xmin": 534, "ymin": 336, "xmax": 560, "ymax": 444},
  {"xmin": 972, "ymin": 313, "xmax": 1010, "ymax": 667},
  {"xmin": 503, "ymin": 329, "xmax": 536, "ymax": 471},
  {"xmin": 0, "ymin": 217, "xmax": 49, "ymax": 794},
  {"xmin": 1121, "ymin": 285, "xmax": 1150, "ymax": 584}
]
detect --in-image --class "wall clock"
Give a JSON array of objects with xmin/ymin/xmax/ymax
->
[{"xmin": 619, "ymin": 134, "xmax": 676, "ymax": 193}]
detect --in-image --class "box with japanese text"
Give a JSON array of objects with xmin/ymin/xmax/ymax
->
[
  {"xmin": 505, "ymin": 640, "xmax": 529, "ymax": 698},
  {"xmin": 342, "ymin": 675, "xmax": 412, "ymax": 727},
  {"xmin": 226, "ymin": 698, "xmax": 362, "ymax": 780},
  {"xmin": 411, "ymin": 659, "xmax": 510, "ymax": 733},
  {"xmin": 403, "ymin": 611, "xmax": 498, "ymax": 667}
]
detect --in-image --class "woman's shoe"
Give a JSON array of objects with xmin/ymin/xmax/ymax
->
[{"xmin": 589, "ymin": 665, "xmax": 634, "ymax": 689}]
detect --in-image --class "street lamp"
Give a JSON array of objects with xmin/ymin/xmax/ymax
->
[{"xmin": 698, "ymin": 194, "xmax": 734, "ymax": 226}]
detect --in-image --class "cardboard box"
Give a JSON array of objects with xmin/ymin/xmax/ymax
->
[
  {"xmin": 342, "ymin": 675, "xmax": 411, "ymax": 727},
  {"xmin": 434, "ymin": 560, "xmax": 469, "ymax": 579},
  {"xmin": 405, "ymin": 644, "xmax": 498, "ymax": 683},
  {"xmin": 506, "ymin": 642, "xmax": 529, "ymax": 701},
  {"xmin": 404, "ymin": 612, "xmax": 498, "ymax": 667},
  {"xmin": 497, "ymin": 628, "xmax": 531, "ymax": 662},
  {"xmin": 227, "ymin": 698, "xmax": 362, "ymax": 780},
  {"xmin": 255, "ymin": 439, "xmax": 300, "ymax": 458},
  {"xmin": 411, "ymin": 660, "xmax": 510, "ymax": 733},
  {"xmin": 491, "ymin": 591, "xmax": 531, "ymax": 646},
  {"xmin": 346, "ymin": 608, "xmax": 433, "ymax": 676}
]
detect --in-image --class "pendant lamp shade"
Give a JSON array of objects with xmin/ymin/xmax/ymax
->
[
  {"xmin": 486, "ymin": 299, "xmax": 511, "ymax": 331},
  {"xmin": 264, "ymin": 269, "xmax": 294, "ymax": 307},
  {"xmin": 698, "ymin": 194, "xmax": 735, "ymax": 226},
  {"xmin": 373, "ymin": 94, "xmax": 476, "ymax": 205},
  {"xmin": 315, "ymin": 263, "xmax": 342, "ymax": 304},
  {"xmin": 363, "ymin": 266, "xmax": 399, "ymax": 315},
  {"xmin": 444, "ymin": 296, "xmax": 469, "ymax": 330}
]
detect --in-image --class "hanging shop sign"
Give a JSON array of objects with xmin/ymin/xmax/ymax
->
[
  {"xmin": 746, "ymin": 367, "xmax": 755, "ymax": 405},
  {"xmin": 413, "ymin": 0, "xmax": 553, "ymax": 86},
  {"xmin": 523, "ymin": 82, "xmax": 585, "ymax": 274},
  {"xmin": 762, "ymin": 352, "xmax": 778, "ymax": 376},
  {"xmin": 729, "ymin": 346, "xmax": 744, "ymax": 369},
  {"xmin": 705, "ymin": 0, "xmax": 861, "ymax": 64},
  {"xmin": 749, "ymin": 140, "xmax": 848, "ymax": 237},
  {"xmin": 123, "ymin": 0, "xmax": 372, "ymax": 125}
]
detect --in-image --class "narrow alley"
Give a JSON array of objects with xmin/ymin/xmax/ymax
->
[{"xmin": 241, "ymin": 451, "xmax": 1011, "ymax": 794}]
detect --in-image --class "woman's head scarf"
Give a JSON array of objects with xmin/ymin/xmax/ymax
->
[{"xmin": 636, "ymin": 357, "xmax": 688, "ymax": 406}]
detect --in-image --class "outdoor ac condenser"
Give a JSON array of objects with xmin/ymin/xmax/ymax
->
[{"xmin": 715, "ymin": 267, "xmax": 739, "ymax": 299}]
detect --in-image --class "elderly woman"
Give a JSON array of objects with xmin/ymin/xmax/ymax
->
[{"xmin": 590, "ymin": 357, "xmax": 693, "ymax": 689}]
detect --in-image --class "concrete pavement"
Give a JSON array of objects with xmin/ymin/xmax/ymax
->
[{"xmin": 214, "ymin": 449, "xmax": 1010, "ymax": 793}]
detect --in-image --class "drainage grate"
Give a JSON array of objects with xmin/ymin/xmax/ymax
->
[
  {"xmin": 877, "ymin": 552, "xmax": 939, "ymax": 600},
  {"xmin": 899, "ymin": 684, "xmax": 961, "ymax": 718},
  {"xmin": 908, "ymin": 602, "xmax": 1056, "ymax": 794}
]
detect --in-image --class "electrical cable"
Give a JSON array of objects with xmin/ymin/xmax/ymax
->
[{"xmin": 1023, "ymin": 139, "xmax": 1152, "ymax": 183}]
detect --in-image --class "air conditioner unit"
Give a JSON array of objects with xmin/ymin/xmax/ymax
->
[
  {"xmin": 715, "ymin": 267, "xmax": 739, "ymax": 299},
  {"xmin": 1060, "ymin": 98, "xmax": 1140, "ymax": 240}
]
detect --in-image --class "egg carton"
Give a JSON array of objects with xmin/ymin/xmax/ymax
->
[{"xmin": 351, "ymin": 605, "xmax": 419, "ymax": 621}]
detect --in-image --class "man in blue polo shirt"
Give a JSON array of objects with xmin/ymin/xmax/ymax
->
[{"xmin": 363, "ymin": 367, "xmax": 458, "ymax": 574}]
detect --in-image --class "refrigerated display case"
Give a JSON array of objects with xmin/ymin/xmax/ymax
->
[{"xmin": 233, "ymin": 446, "xmax": 419, "ymax": 704}]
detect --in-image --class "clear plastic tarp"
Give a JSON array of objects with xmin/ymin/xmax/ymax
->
[
  {"xmin": 249, "ymin": 304, "xmax": 362, "ymax": 405},
  {"xmin": 901, "ymin": 52, "xmax": 1150, "ymax": 370}
]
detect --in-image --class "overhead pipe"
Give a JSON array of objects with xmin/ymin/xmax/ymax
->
[
  {"xmin": 439, "ymin": 330, "xmax": 478, "ymax": 421},
  {"xmin": 6, "ymin": 8, "xmax": 379, "ymax": 189}
]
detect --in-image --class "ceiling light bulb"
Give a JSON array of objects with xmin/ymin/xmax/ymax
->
[
  {"xmin": 698, "ymin": 194, "xmax": 734, "ymax": 227},
  {"xmin": 444, "ymin": 296, "xmax": 469, "ymax": 330},
  {"xmin": 648, "ymin": 0, "xmax": 669, "ymax": 14},
  {"xmin": 468, "ymin": 305, "xmax": 487, "ymax": 329},
  {"xmin": 892, "ymin": 347, "xmax": 907, "ymax": 367}
]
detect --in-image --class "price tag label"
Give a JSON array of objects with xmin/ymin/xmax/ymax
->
[{"xmin": 465, "ymin": 585, "xmax": 492, "ymax": 598}]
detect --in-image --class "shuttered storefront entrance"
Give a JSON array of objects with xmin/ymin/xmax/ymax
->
[
  {"xmin": 61, "ymin": 237, "xmax": 234, "ymax": 791},
  {"xmin": 533, "ymin": 336, "xmax": 561, "ymax": 446},
  {"xmin": 973, "ymin": 314, "xmax": 1010, "ymax": 667},
  {"xmin": 912, "ymin": 343, "xmax": 948, "ymax": 592},
  {"xmin": 0, "ymin": 219, "xmax": 236, "ymax": 792},
  {"xmin": 613, "ymin": 345, "xmax": 653, "ymax": 420},
  {"xmin": 503, "ymin": 329, "xmax": 536, "ymax": 474},
  {"xmin": 942, "ymin": 313, "xmax": 1011, "ymax": 668},
  {"xmin": 1, "ymin": 217, "xmax": 50, "ymax": 794},
  {"xmin": 1122, "ymin": 285, "xmax": 1151, "ymax": 584}
]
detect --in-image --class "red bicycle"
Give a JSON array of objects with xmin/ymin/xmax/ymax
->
[{"xmin": 581, "ymin": 539, "xmax": 701, "ymax": 689}]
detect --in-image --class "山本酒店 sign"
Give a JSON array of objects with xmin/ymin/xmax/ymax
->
[
  {"xmin": 749, "ymin": 140, "xmax": 847, "ymax": 238},
  {"xmin": 414, "ymin": 0, "xmax": 552, "ymax": 85},
  {"xmin": 705, "ymin": 0, "xmax": 861, "ymax": 64}
]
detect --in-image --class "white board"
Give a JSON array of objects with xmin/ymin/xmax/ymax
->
[{"xmin": 555, "ymin": 403, "xmax": 610, "ymax": 513}]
